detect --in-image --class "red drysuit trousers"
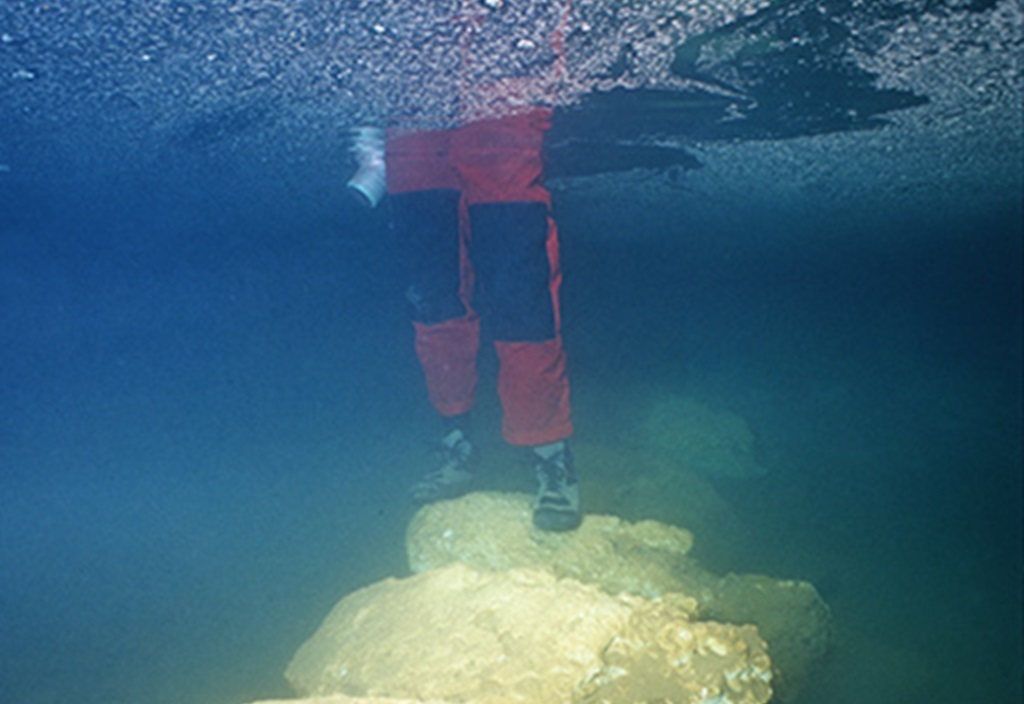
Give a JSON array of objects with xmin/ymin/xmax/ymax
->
[{"xmin": 386, "ymin": 109, "xmax": 572, "ymax": 446}]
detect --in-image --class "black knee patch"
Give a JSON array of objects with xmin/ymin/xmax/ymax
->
[
  {"xmin": 391, "ymin": 189, "xmax": 467, "ymax": 324},
  {"xmin": 470, "ymin": 202, "xmax": 556, "ymax": 342}
]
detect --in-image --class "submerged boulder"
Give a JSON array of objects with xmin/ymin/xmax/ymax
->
[
  {"xmin": 567, "ymin": 441, "xmax": 748, "ymax": 565},
  {"xmin": 701, "ymin": 573, "xmax": 833, "ymax": 698},
  {"xmin": 249, "ymin": 698, "xmax": 448, "ymax": 704},
  {"xmin": 407, "ymin": 491, "xmax": 697, "ymax": 599},
  {"xmin": 284, "ymin": 563, "xmax": 772, "ymax": 704},
  {"xmin": 641, "ymin": 394, "xmax": 768, "ymax": 478},
  {"xmin": 407, "ymin": 492, "xmax": 831, "ymax": 701}
]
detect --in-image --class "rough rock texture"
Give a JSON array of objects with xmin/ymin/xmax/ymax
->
[
  {"xmin": 285, "ymin": 563, "xmax": 772, "ymax": 704},
  {"xmin": 407, "ymin": 491, "xmax": 696, "ymax": 599},
  {"xmin": 407, "ymin": 492, "xmax": 830, "ymax": 701},
  {"xmin": 576, "ymin": 597, "xmax": 772, "ymax": 704},
  {"xmin": 477, "ymin": 440, "xmax": 748, "ymax": 566},
  {"xmin": 701, "ymin": 573, "xmax": 833, "ymax": 699},
  {"xmin": 248, "ymin": 698, "xmax": 449, "ymax": 704},
  {"xmin": 567, "ymin": 441, "xmax": 748, "ymax": 565},
  {"xmin": 286, "ymin": 564, "xmax": 632, "ymax": 702}
]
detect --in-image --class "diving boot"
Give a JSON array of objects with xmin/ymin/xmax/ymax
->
[
  {"xmin": 532, "ymin": 440, "xmax": 581, "ymax": 531},
  {"xmin": 410, "ymin": 428, "xmax": 477, "ymax": 503}
]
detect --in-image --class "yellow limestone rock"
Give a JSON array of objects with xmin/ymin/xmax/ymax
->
[
  {"xmin": 248, "ymin": 698, "xmax": 449, "ymax": 704},
  {"xmin": 407, "ymin": 491, "xmax": 697, "ymax": 599},
  {"xmin": 285, "ymin": 563, "xmax": 773, "ymax": 704},
  {"xmin": 701, "ymin": 574, "xmax": 833, "ymax": 699},
  {"xmin": 407, "ymin": 492, "xmax": 830, "ymax": 702},
  {"xmin": 286, "ymin": 563, "xmax": 635, "ymax": 702},
  {"xmin": 575, "ymin": 595, "xmax": 772, "ymax": 704},
  {"xmin": 496, "ymin": 441, "xmax": 747, "ymax": 560}
]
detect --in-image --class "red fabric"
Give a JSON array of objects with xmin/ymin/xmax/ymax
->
[
  {"xmin": 387, "ymin": 109, "xmax": 553, "ymax": 203},
  {"xmin": 413, "ymin": 315, "xmax": 480, "ymax": 417},
  {"xmin": 496, "ymin": 338, "xmax": 572, "ymax": 446},
  {"xmin": 544, "ymin": 213, "xmax": 563, "ymax": 332},
  {"xmin": 496, "ymin": 204, "xmax": 569, "ymax": 445},
  {"xmin": 450, "ymin": 110, "xmax": 552, "ymax": 205},
  {"xmin": 385, "ymin": 128, "xmax": 458, "ymax": 194},
  {"xmin": 393, "ymin": 109, "xmax": 571, "ymax": 446},
  {"xmin": 452, "ymin": 1, "xmax": 572, "ymax": 124}
]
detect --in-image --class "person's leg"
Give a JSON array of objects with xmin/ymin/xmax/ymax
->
[
  {"xmin": 467, "ymin": 201, "xmax": 572, "ymax": 445},
  {"xmin": 387, "ymin": 128, "xmax": 480, "ymax": 501},
  {"xmin": 452, "ymin": 109, "xmax": 580, "ymax": 531}
]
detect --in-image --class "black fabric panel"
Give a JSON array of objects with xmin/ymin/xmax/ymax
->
[
  {"xmin": 391, "ymin": 189, "xmax": 466, "ymax": 324},
  {"xmin": 469, "ymin": 201, "xmax": 556, "ymax": 342}
]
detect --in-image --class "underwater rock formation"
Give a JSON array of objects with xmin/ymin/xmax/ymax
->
[
  {"xmin": 568, "ymin": 441, "xmax": 748, "ymax": 562},
  {"xmin": 254, "ymin": 487, "xmax": 829, "ymax": 704},
  {"xmin": 407, "ymin": 491, "xmax": 697, "ymax": 598},
  {"xmin": 640, "ymin": 395, "xmax": 768, "ymax": 478},
  {"xmin": 251, "ymin": 698, "xmax": 448, "ymax": 704},
  {"xmin": 284, "ymin": 563, "xmax": 772, "ymax": 704},
  {"xmin": 407, "ymin": 492, "xmax": 830, "ymax": 701}
]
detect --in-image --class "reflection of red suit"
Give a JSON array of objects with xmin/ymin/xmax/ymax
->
[
  {"xmin": 452, "ymin": 0, "xmax": 570, "ymax": 126},
  {"xmin": 387, "ymin": 108, "xmax": 570, "ymax": 447},
  {"xmin": 387, "ymin": 108, "xmax": 570, "ymax": 446}
]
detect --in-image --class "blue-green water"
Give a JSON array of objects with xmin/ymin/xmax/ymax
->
[
  {"xmin": 1, "ymin": 1, "xmax": 1021, "ymax": 702},
  {"xmin": 1, "ymin": 155, "xmax": 1019, "ymax": 703}
]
